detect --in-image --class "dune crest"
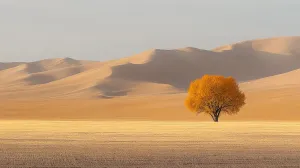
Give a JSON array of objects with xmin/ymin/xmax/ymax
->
[
  {"xmin": 214, "ymin": 36, "xmax": 300, "ymax": 55},
  {"xmin": 0, "ymin": 36, "xmax": 300, "ymax": 100}
]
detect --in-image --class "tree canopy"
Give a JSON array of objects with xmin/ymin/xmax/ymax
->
[{"xmin": 185, "ymin": 75, "xmax": 246, "ymax": 122}]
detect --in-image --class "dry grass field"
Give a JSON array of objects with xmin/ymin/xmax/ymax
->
[{"xmin": 0, "ymin": 121, "xmax": 299, "ymax": 167}]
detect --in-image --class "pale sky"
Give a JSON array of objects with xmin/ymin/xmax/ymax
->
[{"xmin": 0, "ymin": 0, "xmax": 299, "ymax": 62}]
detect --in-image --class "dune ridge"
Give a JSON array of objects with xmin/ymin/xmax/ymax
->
[
  {"xmin": 0, "ymin": 37, "xmax": 300, "ymax": 120},
  {"xmin": 0, "ymin": 36, "xmax": 300, "ymax": 99}
]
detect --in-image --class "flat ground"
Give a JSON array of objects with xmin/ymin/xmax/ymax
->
[
  {"xmin": 1, "ymin": 88, "xmax": 300, "ymax": 121},
  {"xmin": 0, "ymin": 121, "xmax": 299, "ymax": 168}
]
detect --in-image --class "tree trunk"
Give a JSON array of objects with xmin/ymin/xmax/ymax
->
[
  {"xmin": 211, "ymin": 110, "xmax": 221, "ymax": 122},
  {"xmin": 212, "ymin": 115, "xmax": 219, "ymax": 122},
  {"xmin": 214, "ymin": 116, "xmax": 219, "ymax": 122}
]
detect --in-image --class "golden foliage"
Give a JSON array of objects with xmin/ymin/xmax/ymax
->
[{"xmin": 185, "ymin": 75, "xmax": 245, "ymax": 122}]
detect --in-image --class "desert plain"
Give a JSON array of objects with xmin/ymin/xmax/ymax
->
[
  {"xmin": 1, "ymin": 37, "xmax": 300, "ymax": 167},
  {"xmin": 0, "ymin": 121, "xmax": 299, "ymax": 167}
]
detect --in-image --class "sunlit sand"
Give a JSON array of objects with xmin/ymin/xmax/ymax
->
[{"xmin": 0, "ymin": 121, "xmax": 299, "ymax": 167}]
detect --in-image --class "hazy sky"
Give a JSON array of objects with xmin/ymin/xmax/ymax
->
[{"xmin": 0, "ymin": 0, "xmax": 299, "ymax": 62}]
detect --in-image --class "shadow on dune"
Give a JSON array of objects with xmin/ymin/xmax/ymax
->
[
  {"xmin": 0, "ymin": 62, "xmax": 24, "ymax": 71},
  {"xmin": 101, "ymin": 47, "xmax": 300, "ymax": 90},
  {"xmin": 94, "ymin": 79, "xmax": 132, "ymax": 97},
  {"xmin": 25, "ymin": 66, "xmax": 84, "ymax": 85},
  {"xmin": 25, "ymin": 74, "xmax": 56, "ymax": 85},
  {"xmin": 25, "ymin": 62, "xmax": 46, "ymax": 73}
]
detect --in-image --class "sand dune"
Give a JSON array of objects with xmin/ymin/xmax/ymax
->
[
  {"xmin": 215, "ymin": 36, "xmax": 300, "ymax": 55},
  {"xmin": 0, "ymin": 62, "xmax": 24, "ymax": 71},
  {"xmin": 241, "ymin": 68, "xmax": 300, "ymax": 90},
  {"xmin": 0, "ymin": 58, "xmax": 101, "ymax": 87},
  {"xmin": 100, "ymin": 37, "xmax": 300, "ymax": 93},
  {"xmin": 0, "ymin": 36, "xmax": 300, "ymax": 120},
  {"xmin": 27, "ymin": 57, "xmax": 85, "ymax": 72},
  {"xmin": 1, "ymin": 36, "xmax": 300, "ymax": 98}
]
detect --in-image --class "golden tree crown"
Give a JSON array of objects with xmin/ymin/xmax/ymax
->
[{"xmin": 185, "ymin": 75, "xmax": 245, "ymax": 115}]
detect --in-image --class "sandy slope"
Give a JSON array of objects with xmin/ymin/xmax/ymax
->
[
  {"xmin": 0, "ymin": 37, "xmax": 300, "ymax": 120},
  {"xmin": 0, "ymin": 121, "xmax": 299, "ymax": 167},
  {"xmin": 214, "ymin": 36, "xmax": 300, "ymax": 55},
  {"xmin": 1, "ymin": 36, "xmax": 300, "ymax": 99},
  {"xmin": 241, "ymin": 68, "xmax": 300, "ymax": 90}
]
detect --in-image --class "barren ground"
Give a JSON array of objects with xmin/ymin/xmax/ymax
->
[{"xmin": 0, "ymin": 121, "xmax": 299, "ymax": 168}]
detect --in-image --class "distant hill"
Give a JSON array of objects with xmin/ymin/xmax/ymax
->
[{"xmin": 1, "ymin": 36, "xmax": 300, "ymax": 99}]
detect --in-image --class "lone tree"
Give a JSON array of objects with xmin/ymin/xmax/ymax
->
[{"xmin": 185, "ymin": 75, "xmax": 246, "ymax": 122}]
